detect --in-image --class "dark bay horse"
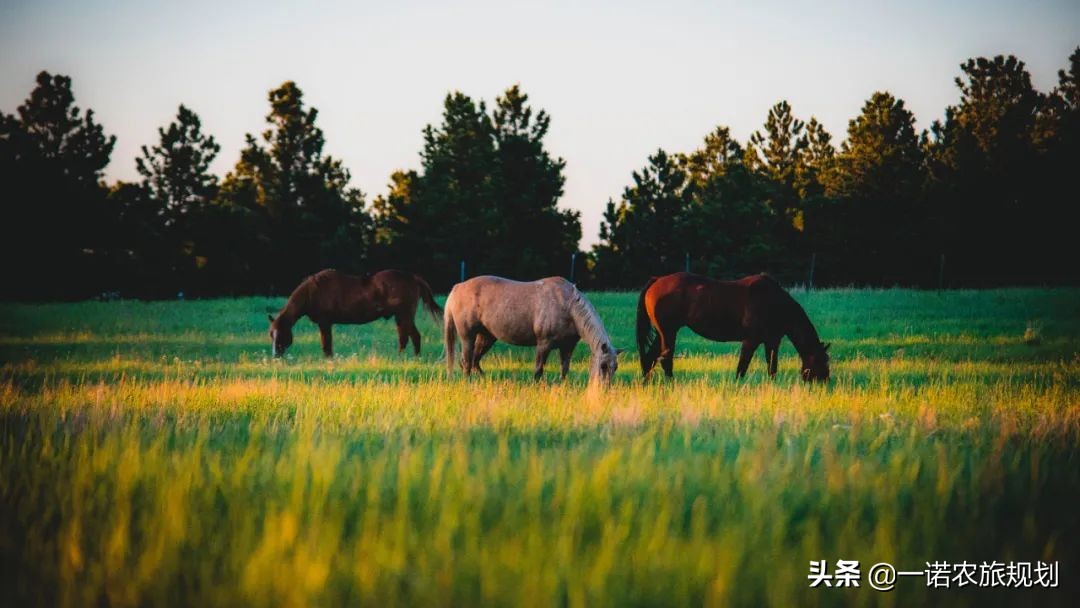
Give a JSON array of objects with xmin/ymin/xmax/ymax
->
[
  {"xmin": 268, "ymin": 269, "xmax": 441, "ymax": 358},
  {"xmin": 637, "ymin": 272, "xmax": 830, "ymax": 381}
]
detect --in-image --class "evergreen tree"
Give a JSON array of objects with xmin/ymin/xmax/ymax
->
[
  {"xmin": 372, "ymin": 86, "xmax": 580, "ymax": 287},
  {"xmin": 137, "ymin": 105, "xmax": 220, "ymax": 217},
  {"xmin": 828, "ymin": 92, "xmax": 927, "ymax": 283},
  {"xmin": 797, "ymin": 117, "xmax": 843, "ymax": 276},
  {"xmin": 133, "ymin": 105, "xmax": 221, "ymax": 294},
  {"xmin": 746, "ymin": 101, "xmax": 807, "ymax": 237},
  {"xmin": 593, "ymin": 149, "xmax": 692, "ymax": 285},
  {"xmin": 796, "ymin": 118, "xmax": 836, "ymax": 200},
  {"xmin": 1032, "ymin": 47, "xmax": 1080, "ymax": 284},
  {"xmin": 489, "ymin": 85, "xmax": 581, "ymax": 278},
  {"xmin": 681, "ymin": 127, "xmax": 776, "ymax": 277},
  {"xmin": 218, "ymin": 81, "xmax": 369, "ymax": 291},
  {"xmin": 927, "ymin": 55, "xmax": 1048, "ymax": 284},
  {"xmin": 0, "ymin": 71, "xmax": 115, "ymax": 298},
  {"xmin": 371, "ymin": 92, "xmax": 496, "ymax": 286}
]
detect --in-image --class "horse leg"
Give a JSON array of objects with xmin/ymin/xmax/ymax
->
[
  {"xmin": 401, "ymin": 303, "xmax": 421, "ymax": 355},
  {"xmin": 393, "ymin": 309, "xmax": 422, "ymax": 356},
  {"xmin": 659, "ymin": 328, "xmax": 678, "ymax": 378},
  {"xmin": 319, "ymin": 323, "xmax": 333, "ymax": 358},
  {"xmin": 460, "ymin": 330, "xmax": 477, "ymax": 376},
  {"xmin": 558, "ymin": 340, "xmax": 578, "ymax": 380},
  {"xmin": 395, "ymin": 321, "xmax": 409, "ymax": 353},
  {"xmin": 736, "ymin": 340, "xmax": 758, "ymax": 379},
  {"xmin": 534, "ymin": 342, "xmax": 554, "ymax": 381},
  {"xmin": 409, "ymin": 324, "xmax": 422, "ymax": 355},
  {"xmin": 473, "ymin": 333, "xmax": 495, "ymax": 375},
  {"xmin": 764, "ymin": 337, "xmax": 781, "ymax": 378}
]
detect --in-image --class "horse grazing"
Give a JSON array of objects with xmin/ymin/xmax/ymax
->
[
  {"xmin": 268, "ymin": 269, "xmax": 442, "ymax": 358},
  {"xmin": 637, "ymin": 272, "xmax": 830, "ymax": 382},
  {"xmin": 443, "ymin": 276, "xmax": 623, "ymax": 384}
]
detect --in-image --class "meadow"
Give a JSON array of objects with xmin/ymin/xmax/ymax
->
[{"xmin": 1, "ymin": 288, "xmax": 1078, "ymax": 606}]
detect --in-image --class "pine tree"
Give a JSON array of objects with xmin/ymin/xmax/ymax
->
[
  {"xmin": 0, "ymin": 71, "xmax": 115, "ymax": 298},
  {"xmin": 680, "ymin": 127, "xmax": 776, "ymax": 277},
  {"xmin": 829, "ymin": 92, "xmax": 927, "ymax": 283},
  {"xmin": 218, "ymin": 81, "xmax": 368, "ymax": 291},
  {"xmin": 593, "ymin": 149, "xmax": 691, "ymax": 285},
  {"xmin": 746, "ymin": 101, "xmax": 808, "ymax": 236},
  {"xmin": 371, "ymin": 92, "xmax": 496, "ymax": 286},
  {"xmin": 372, "ymin": 86, "xmax": 580, "ymax": 287},
  {"xmin": 132, "ymin": 105, "xmax": 221, "ymax": 294},
  {"xmin": 489, "ymin": 85, "xmax": 580, "ymax": 278},
  {"xmin": 137, "ymin": 105, "xmax": 220, "ymax": 218},
  {"xmin": 927, "ymin": 55, "xmax": 1049, "ymax": 284}
]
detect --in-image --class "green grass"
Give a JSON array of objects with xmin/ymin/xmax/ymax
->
[{"xmin": 1, "ymin": 289, "xmax": 1078, "ymax": 606}]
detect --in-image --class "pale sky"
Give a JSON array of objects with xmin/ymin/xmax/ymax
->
[{"xmin": 2, "ymin": 0, "xmax": 1078, "ymax": 246}]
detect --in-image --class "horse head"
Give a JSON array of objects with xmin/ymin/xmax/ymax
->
[
  {"xmin": 267, "ymin": 313, "xmax": 294, "ymax": 358},
  {"xmin": 800, "ymin": 341, "xmax": 831, "ymax": 383},
  {"xmin": 591, "ymin": 342, "xmax": 626, "ymax": 385}
]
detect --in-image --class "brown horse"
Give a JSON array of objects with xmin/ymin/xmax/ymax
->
[
  {"xmin": 637, "ymin": 272, "xmax": 830, "ymax": 381},
  {"xmin": 267, "ymin": 269, "xmax": 441, "ymax": 358}
]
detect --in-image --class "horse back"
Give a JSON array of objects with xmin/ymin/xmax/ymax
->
[
  {"xmin": 446, "ymin": 275, "xmax": 577, "ymax": 346},
  {"xmin": 304, "ymin": 269, "xmax": 414, "ymax": 323},
  {"xmin": 646, "ymin": 272, "xmax": 786, "ymax": 342}
]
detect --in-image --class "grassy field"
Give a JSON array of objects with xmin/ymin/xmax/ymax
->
[{"xmin": 1, "ymin": 289, "xmax": 1078, "ymax": 606}]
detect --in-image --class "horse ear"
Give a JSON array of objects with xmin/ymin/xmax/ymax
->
[
  {"xmin": 267, "ymin": 314, "xmax": 275, "ymax": 324},
  {"xmin": 824, "ymin": 342, "xmax": 832, "ymax": 352}
]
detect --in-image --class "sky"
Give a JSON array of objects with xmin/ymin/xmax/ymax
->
[{"xmin": 2, "ymin": 0, "xmax": 1078, "ymax": 247}]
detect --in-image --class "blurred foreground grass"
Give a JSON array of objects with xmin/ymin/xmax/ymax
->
[{"xmin": 1, "ymin": 289, "xmax": 1078, "ymax": 606}]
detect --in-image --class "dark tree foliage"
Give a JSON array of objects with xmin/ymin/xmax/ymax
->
[
  {"xmin": 4, "ymin": 48, "xmax": 1079, "ymax": 300},
  {"xmin": 681, "ymin": 127, "xmax": 777, "ymax": 278},
  {"xmin": 126, "ymin": 105, "xmax": 222, "ymax": 295},
  {"xmin": 592, "ymin": 149, "xmax": 693, "ymax": 286},
  {"xmin": 217, "ymin": 81, "xmax": 370, "ymax": 293},
  {"xmin": 926, "ymin": 54, "xmax": 1069, "ymax": 285},
  {"xmin": 137, "ymin": 105, "xmax": 220, "ymax": 216},
  {"xmin": 819, "ymin": 92, "xmax": 928, "ymax": 284},
  {"xmin": 596, "ymin": 48, "xmax": 1079, "ymax": 288},
  {"xmin": 372, "ymin": 86, "xmax": 580, "ymax": 288},
  {"xmin": 371, "ymin": 92, "xmax": 497, "ymax": 287},
  {"xmin": 0, "ymin": 72, "xmax": 115, "ymax": 299},
  {"xmin": 746, "ymin": 100, "xmax": 807, "ymax": 245},
  {"xmin": 489, "ymin": 86, "xmax": 581, "ymax": 279},
  {"xmin": 1031, "ymin": 47, "xmax": 1080, "ymax": 285}
]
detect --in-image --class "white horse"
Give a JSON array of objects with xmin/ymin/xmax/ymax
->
[{"xmin": 444, "ymin": 276, "xmax": 623, "ymax": 384}]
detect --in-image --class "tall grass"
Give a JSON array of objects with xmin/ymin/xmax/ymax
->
[{"xmin": 1, "ymin": 289, "xmax": 1078, "ymax": 606}]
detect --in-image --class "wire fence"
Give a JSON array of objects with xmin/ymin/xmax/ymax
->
[{"xmin": 449, "ymin": 250, "xmax": 1077, "ymax": 292}]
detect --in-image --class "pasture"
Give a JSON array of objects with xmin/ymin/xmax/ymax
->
[{"xmin": 1, "ymin": 288, "xmax": 1078, "ymax": 606}]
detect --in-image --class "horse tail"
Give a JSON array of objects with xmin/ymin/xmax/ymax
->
[
  {"xmin": 444, "ymin": 304, "xmax": 457, "ymax": 375},
  {"xmin": 637, "ymin": 276, "xmax": 661, "ymax": 377},
  {"xmin": 414, "ymin": 274, "xmax": 443, "ymax": 322}
]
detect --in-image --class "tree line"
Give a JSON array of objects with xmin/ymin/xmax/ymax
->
[{"xmin": 1, "ymin": 48, "xmax": 1077, "ymax": 299}]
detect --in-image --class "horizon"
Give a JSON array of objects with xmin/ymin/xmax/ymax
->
[{"xmin": 2, "ymin": 0, "xmax": 1078, "ymax": 247}]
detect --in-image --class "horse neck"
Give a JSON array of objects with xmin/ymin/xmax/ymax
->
[
  {"xmin": 784, "ymin": 302, "xmax": 821, "ymax": 363},
  {"xmin": 277, "ymin": 282, "xmax": 311, "ymax": 328},
  {"xmin": 567, "ymin": 291, "xmax": 610, "ymax": 354}
]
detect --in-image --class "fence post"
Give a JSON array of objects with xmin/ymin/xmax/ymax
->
[
  {"xmin": 938, "ymin": 254, "xmax": 945, "ymax": 290},
  {"xmin": 460, "ymin": 260, "xmax": 466, "ymax": 283},
  {"xmin": 808, "ymin": 252, "xmax": 817, "ymax": 290},
  {"xmin": 570, "ymin": 252, "xmax": 577, "ymax": 283}
]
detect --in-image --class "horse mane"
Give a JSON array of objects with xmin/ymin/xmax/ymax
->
[{"xmin": 567, "ymin": 285, "xmax": 611, "ymax": 351}]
